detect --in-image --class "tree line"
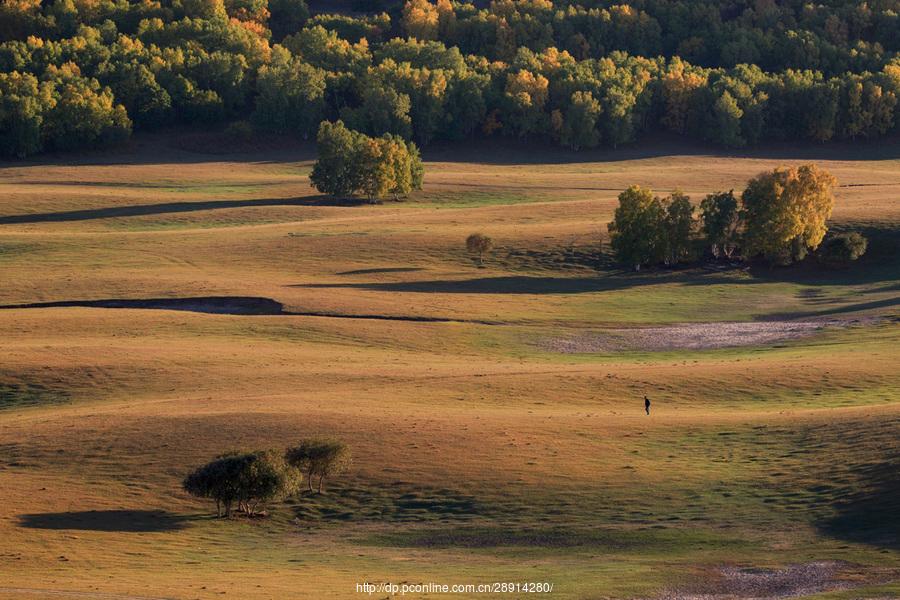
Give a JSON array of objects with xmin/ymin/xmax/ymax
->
[
  {"xmin": 607, "ymin": 164, "xmax": 867, "ymax": 269},
  {"xmin": 1, "ymin": 0, "xmax": 898, "ymax": 157},
  {"xmin": 183, "ymin": 438, "xmax": 351, "ymax": 517}
]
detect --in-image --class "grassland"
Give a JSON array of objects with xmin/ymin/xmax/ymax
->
[{"xmin": 0, "ymin": 133, "xmax": 897, "ymax": 600}]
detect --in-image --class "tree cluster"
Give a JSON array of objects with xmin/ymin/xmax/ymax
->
[
  {"xmin": 1, "ymin": 0, "xmax": 899, "ymax": 157},
  {"xmin": 183, "ymin": 439, "xmax": 351, "ymax": 517},
  {"xmin": 310, "ymin": 120, "xmax": 423, "ymax": 201},
  {"xmin": 607, "ymin": 164, "xmax": 860, "ymax": 269}
]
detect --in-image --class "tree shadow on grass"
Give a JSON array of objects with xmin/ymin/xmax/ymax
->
[
  {"xmin": 18, "ymin": 510, "xmax": 191, "ymax": 532},
  {"xmin": 288, "ymin": 273, "xmax": 734, "ymax": 295},
  {"xmin": 288, "ymin": 482, "xmax": 501, "ymax": 525},
  {"xmin": 335, "ymin": 267, "xmax": 425, "ymax": 276},
  {"xmin": 0, "ymin": 296, "xmax": 287, "ymax": 315},
  {"xmin": 818, "ymin": 460, "xmax": 900, "ymax": 550},
  {"xmin": 0, "ymin": 196, "xmax": 364, "ymax": 224}
]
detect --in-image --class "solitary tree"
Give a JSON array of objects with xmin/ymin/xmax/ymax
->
[
  {"xmin": 700, "ymin": 190, "xmax": 741, "ymax": 259},
  {"xmin": 466, "ymin": 233, "xmax": 493, "ymax": 266},
  {"xmin": 741, "ymin": 164, "xmax": 837, "ymax": 265},
  {"xmin": 183, "ymin": 450, "xmax": 302, "ymax": 517},
  {"xmin": 286, "ymin": 439, "xmax": 352, "ymax": 493}
]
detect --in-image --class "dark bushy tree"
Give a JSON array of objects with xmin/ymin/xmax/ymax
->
[
  {"xmin": 183, "ymin": 450, "xmax": 302, "ymax": 517},
  {"xmin": 700, "ymin": 190, "xmax": 741, "ymax": 259},
  {"xmin": 818, "ymin": 232, "xmax": 868, "ymax": 267},
  {"xmin": 466, "ymin": 232, "xmax": 493, "ymax": 265}
]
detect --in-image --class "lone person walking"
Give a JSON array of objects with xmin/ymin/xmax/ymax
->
[{"xmin": 644, "ymin": 395, "xmax": 651, "ymax": 415}]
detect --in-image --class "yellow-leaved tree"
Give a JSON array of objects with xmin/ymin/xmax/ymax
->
[{"xmin": 741, "ymin": 164, "xmax": 837, "ymax": 265}]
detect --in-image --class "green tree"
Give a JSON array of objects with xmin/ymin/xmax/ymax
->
[
  {"xmin": 252, "ymin": 46, "xmax": 326, "ymax": 137},
  {"xmin": 712, "ymin": 90, "xmax": 744, "ymax": 147},
  {"xmin": 700, "ymin": 190, "xmax": 741, "ymax": 259},
  {"xmin": 41, "ymin": 65, "xmax": 132, "ymax": 151},
  {"xmin": 608, "ymin": 185, "xmax": 665, "ymax": 271},
  {"xmin": 310, "ymin": 120, "xmax": 365, "ymax": 198},
  {"xmin": 503, "ymin": 69, "xmax": 548, "ymax": 137},
  {"xmin": 286, "ymin": 439, "xmax": 352, "ymax": 493},
  {"xmin": 662, "ymin": 190, "xmax": 695, "ymax": 265},
  {"xmin": 341, "ymin": 81, "xmax": 413, "ymax": 139},
  {"xmin": 558, "ymin": 90, "xmax": 601, "ymax": 149},
  {"xmin": 97, "ymin": 61, "xmax": 172, "ymax": 128},
  {"xmin": 741, "ymin": 165, "xmax": 837, "ymax": 265},
  {"xmin": 0, "ymin": 71, "xmax": 46, "ymax": 157},
  {"xmin": 183, "ymin": 450, "xmax": 302, "ymax": 517},
  {"xmin": 267, "ymin": 0, "xmax": 309, "ymax": 41}
]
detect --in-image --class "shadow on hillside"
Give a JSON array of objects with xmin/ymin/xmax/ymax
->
[
  {"xmin": 0, "ymin": 196, "xmax": 364, "ymax": 224},
  {"xmin": 0, "ymin": 296, "xmax": 287, "ymax": 315},
  {"xmin": 766, "ymin": 297, "xmax": 900, "ymax": 320},
  {"xmin": 18, "ymin": 510, "xmax": 191, "ymax": 532},
  {"xmin": 0, "ymin": 130, "xmax": 317, "ymax": 168},
  {"xmin": 5, "ymin": 130, "xmax": 899, "ymax": 170},
  {"xmin": 336, "ymin": 267, "xmax": 425, "ymax": 275},
  {"xmin": 290, "ymin": 268, "xmax": 898, "ymax": 295},
  {"xmin": 289, "ymin": 481, "xmax": 496, "ymax": 525},
  {"xmin": 424, "ymin": 132, "xmax": 900, "ymax": 165},
  {"xmin": 289, "ymin": 274, "xmax": 720, "ymax": 294},
  {"xmin": 0, "ymin": 296, "xmax": 501, "ymax": 323},
  {"xmin": 818, "ymin": 459, "xmax": 900, "ymax": 549}
]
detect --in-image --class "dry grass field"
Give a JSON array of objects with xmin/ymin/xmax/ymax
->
[{"xmin": 0, "ymin": 133, "xmax": 898, "ymax": 600}]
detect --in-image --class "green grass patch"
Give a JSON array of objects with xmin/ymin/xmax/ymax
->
[{"xmin": 409, "ymin": 190, "xmax": 545, "ymax": 208}]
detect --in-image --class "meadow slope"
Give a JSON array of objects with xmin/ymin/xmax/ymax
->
[{"xmin": 0, "ymin": 134, "xmax": 898, "ymax": 600}]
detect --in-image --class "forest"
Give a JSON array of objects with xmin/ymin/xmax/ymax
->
[{"xmin": 1, "ymin": 0, "xmax": 898, "ymax": 157}]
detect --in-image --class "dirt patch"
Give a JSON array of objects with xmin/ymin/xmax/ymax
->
[
  {"xmin": 655, "ymin": 561, "xmax": 858, "ymax": 599},
  {"xmin": 538, "ymin": 319, "xmax": 875, "ymax": 353}
]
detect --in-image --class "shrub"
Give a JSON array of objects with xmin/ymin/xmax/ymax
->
[{"xmin": 818, "ymin": 232, "xmax": 868, "ymax": 266}]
